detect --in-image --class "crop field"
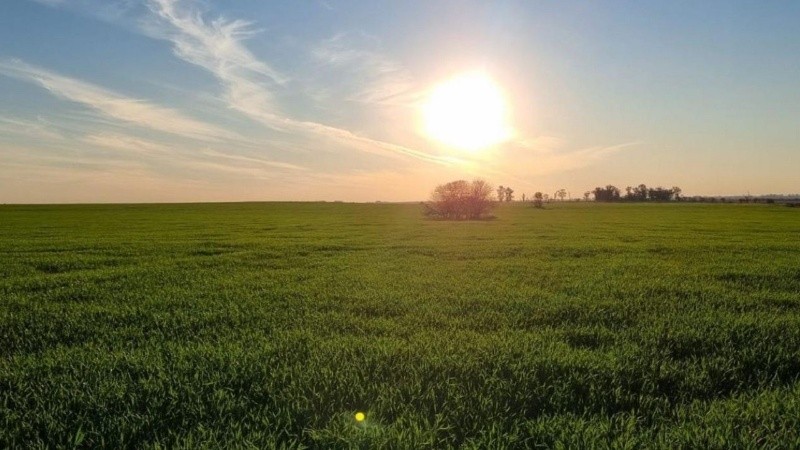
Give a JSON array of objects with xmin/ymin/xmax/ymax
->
[{"xmin": 1, "ymin": 202, "xmax": 799, "ymax": 448}]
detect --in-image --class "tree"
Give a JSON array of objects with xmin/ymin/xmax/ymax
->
[
  {"xmin": 625, "ymin": 186, "xmax": 633, "ymax": 200},
  {"xmin": 635, "ymin": 184, "xmax": 648, "ymax": 201},
  {"xmin": 533, "ymin": 191, "xmax": 544, "ymax": 208},
  {"xmin": 426, "ymin": 179, "xmax": 495, "ymax": 220},
  {"xmin": 647, "ymin": 186, "xmax": 673, "ymax": 201},
  {"xmin": 496, "ymin": 185, "xmax": 505, "ymax": 202},
  {"xmin": 583, "ymin": 191, "xmax": 591, "ymax": 201},
  {"xmin": 671, "ymin": 186, "xmax": 682, "ymax": 201},
  {"xmin": 592, "ymin": 185, "xmax": 621, "ymax": 202},
  {"xmin": 504, "ymin": 187, "xmax": 514, "ymax": 202},
  {"xmin": 556, "ymin": 189, "xmax": 567, "ymax": 201}
]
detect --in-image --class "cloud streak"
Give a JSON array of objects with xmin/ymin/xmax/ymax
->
[
  {"xmin": 312, "ymin": 33, "xmax": 420, "ymax": 106},
  {"xmin": 0, "ymin": 59, "xmax": 237, "ymax": 142},
  {"xmin": 0, "ymin": 115, "xmax": 65, "ymax": 141},
  {"xmin": 146, "ymin": 0, "xmax": 287, "ymax": 128},
  {"xmin": 84, "ymin": 131, "xmax": 308, "ymax": 172},
  {"xmin": 503, "ymin": 141, "xmax": 640, "ymax": 180},
  {"xmin": 146, "ymin": 0, "xmax": 450, "ymax": 165}
]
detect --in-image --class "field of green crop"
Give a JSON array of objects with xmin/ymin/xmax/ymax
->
[{"xmin": 1, "ymin": 202, "xmax": 799, "ymax": 448}]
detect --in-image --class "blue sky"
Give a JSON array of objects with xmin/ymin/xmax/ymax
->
[{"xmin": 1, "ymin": 0, "xmax": 798, "ymax": 202}]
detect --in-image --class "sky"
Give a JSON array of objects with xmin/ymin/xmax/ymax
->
[{"xmin": 1, "ymin": 0, "xmax": 798, "ymax": 203}]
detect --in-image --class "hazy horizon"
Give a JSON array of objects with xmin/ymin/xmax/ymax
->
[{"xmin": 2, "ymin": 0, "xmax": 799, "ymax": 203}]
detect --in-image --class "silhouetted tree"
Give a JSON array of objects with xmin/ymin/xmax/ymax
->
[
  {"xmin": 592, "ymin": 185, "xmax": 621, "ymax": 202},
  {"xmin": 496, "ymin": 185, "xmax": 505, "ymax": 202},
  {"xmin": 533, "ymin": 191, "xmax": 544, "ymax": 208},
  {"xmin": 504, "ymin": 187, "xmax": 514, "ymax": 202},
  {"xmin": 647, "ymin": 186, "xmax": 674, "ymax": 201},
  {"xmin": 635, "ymin": 184, "xmax": 648, "ymax": 201},
  {"xmin": 625, "ymin": 186, "xmax": 633, "ymax": 200},
  {"xmin": 556, "ymin": 189, "xmax": 567, "ymax": 201},
  {"xmin": 583, "ymin": 191, "xmax": 591, "ymax": 201},
  {"xmin": 588, "ymin": 184, "xmax": 685, "ymax": 202},
  {"xmin": 426, "ymin": 179, "xmax": 495, "ymax": 220}
]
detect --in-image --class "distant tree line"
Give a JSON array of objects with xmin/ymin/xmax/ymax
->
[
  {"xmin": 591, "ymin": 185, "xmax": 621, "ymax": 202},
  {"xmin": 513, "ymin": 184, "xmax": 682, "ymax": 204},
  {"xmin": 428, "ymin": 180, "xmax": 798, "ymax": 219},
  {"xmin": 592, "ymin": 184, "xmax": 682, "ymax": 202},
  {"xmin": 682, "ymin": 196, "xmax": 800, "ymax": 206}
]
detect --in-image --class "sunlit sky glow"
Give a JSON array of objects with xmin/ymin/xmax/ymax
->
[
  {"xmin": 422, "ymin": 72, "xmax": 513, "ymax": 152},
  {"xmin": 1, "ymin": 0, "xmax": 799, "ymax": 203}
]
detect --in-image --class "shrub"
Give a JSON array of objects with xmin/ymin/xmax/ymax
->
[{"xmin": 425, "ymin": 179, "xmax": 495, "ymax": 220}]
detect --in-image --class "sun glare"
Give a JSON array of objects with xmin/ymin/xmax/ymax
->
[{"xmin": 422, "ymin": 72, "xmax": 512, "ymax": 152}]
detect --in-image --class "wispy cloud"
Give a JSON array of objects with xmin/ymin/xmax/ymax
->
[
  {"xmin": 146, "ymin": 0, "xmax": 449, "ymax": 165},
  {"xmin": 82, "ymin": 132, "xmax": 172, "ymax": 155},
  {"xmin": 312, "ymin": 33, "xmax": 420, "ymax": 106},
  {"xmin": 505, "ymin": 140, "xmax": 640, "ymax": 179},
  {"xmin": 0, "ymin": 59, "xmax": 237, "ymax": 142},
  {"xmin": 316, "ymin": 1, "xmax": 334, "ymax": 11},
  {"xmin": 0, "ymin": 115, "xmax": 65, "ymax": 141},
  {"xmin": 201, "ymin": 149, "xmax": 307, "ymax": 172},
  {"xmin": 282, "ymin": 117, "xmax": 460, "ymax": 165},
  {"xmin": 84, "ymin": 131, "xmax": 308, "ymax": 172},
  {"xmin": 29, "ymin": 0, "xmax": 144, "ymax": 24},
  {"xmin": 146, "ymin": 0, "xmax": 286, "ymax": 122},
  {"xmin": 515, "ymin": 136, "xmax": 568, "ymax": 154}
]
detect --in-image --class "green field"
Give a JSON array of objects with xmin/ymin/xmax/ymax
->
[{"xmin": 1, "ymin": 202, "xmax": 799, "ymax": 448}]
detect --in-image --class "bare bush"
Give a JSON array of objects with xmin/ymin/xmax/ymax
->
[{"xmin": 425, "ymin": 179, "xmax": 495, "ymax": 220}]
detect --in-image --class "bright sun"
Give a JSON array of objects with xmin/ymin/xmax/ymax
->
[{"xmin": 422, "ymin": 72, "xmax": 512, "ymax": 152}]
